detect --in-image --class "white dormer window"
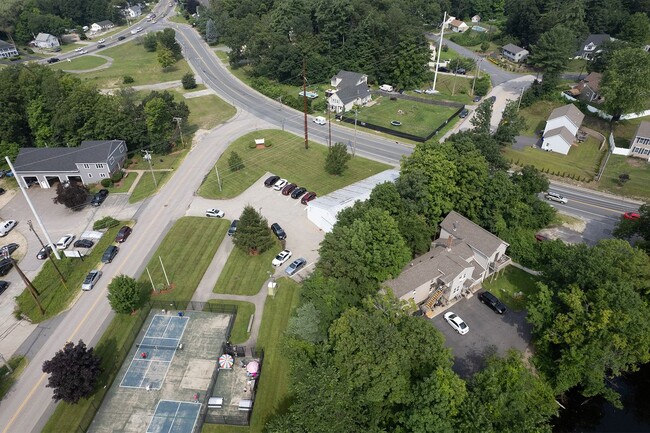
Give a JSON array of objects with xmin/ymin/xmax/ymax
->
[
  {"xmin": 83, "ymin": 163, "xmax": 90, "ymax": 169},
  {"xmin": 585, "ymin": 43, "xmax": 596, "ymax": 51}
]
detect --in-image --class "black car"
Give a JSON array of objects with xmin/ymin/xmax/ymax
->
[
  {"xmin": 437, "ymin": 66, "xmax": 449, "ymax": 73},
  {"xmin": 0, "ymin": 280, "xmax": 9, "ymax": 295},
  {"xmin": 227, "ymin": 220, "xmax": 238, "ymax": 236},
  {"xmin": 455, "ymin": 68, "xmax": 466, "ymax": 75},
  {"xmin": 97, "ymin": 44, "xmax": 105, "ymax": 48},
  {"xmin": 118, "ymin": 36, "xmax": 126, "ymax": 40},
  {"xmin": 115, "ymin": 226, "xmax": 132, "ymax": 243},
  {"xmin": 0, "ymin": 188, "xmax": 5, "ymax": 195},
  {"xmin": 478, "ymin": 291, "xmax": 507, "ymax": 314},
  {"xmin": 91, "ymin": 189, "xmax": 109, "ymax": 206},
  {"xmin": 271, "ymin": 223, "xmax": 286, "ymax": 240},
  {"xmin": 459, "ymin": 109, "xmax": 469, "ymax": 118},
  {"xmin": 264, "ymin": 175, "xmax": 280, "ymax": 187},
  {"xmin": 0, "ymin": 258, "xmax": 13, "ymax": 276},
  {"xmin": 101, "ymin": 245, "xmax": 119, "ymax": 263},
  {"xmin": 473, "ymin": 95, "xmax": 482, "ymax": 103},
  {"xmin": 0, "ymin": 243, "xmax": 19, "ymax": 256},
  {"xmin": 47, "ymin": 57, "xmax": 60, "ymax": 64},
  {"xmin": 74, "ymin": 239, "xmax": 94, "ymax": 248},
  {"xmin": 37, "ymin": 244, "xmax": 53, "ymax": 260},
  {"xmin": 291, "ymin": 187, "xmax": 307, "ymax": 199}
]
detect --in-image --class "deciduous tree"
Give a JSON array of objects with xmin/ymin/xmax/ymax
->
[
  {"xmin": 42, "ymin": 340, "xmax": 101, "ymax": 404},
  {"xmin": 324, "ymin": 142, "xmax": 351, "ymax": 175},
  {"xmin": 471, "ymin": 98, "xmax": 493, "ymax": 134},
  {"xmin": 107, "ymin": 275, "xmax": 141, "ymax": 314},
  {"xmin": 600, "ymin": 47, "xmax": 650, "ymax": 118},
  {"xmin": 495, "ymin": 100, "xmax": 527, "ymax": 145},
  {"xmin": 157, "ymin": 45, "xmax": 176, "ymax": 69},
  {"xmin": 53, "ymin": 181, "xmax": 89, "ymax": 210}
]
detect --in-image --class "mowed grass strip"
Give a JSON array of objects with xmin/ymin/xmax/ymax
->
[
  {"xmin": 16, "ymin": 223, "xmax": 125, "ymax": 322},
  {"xmin": 598, "ymin": 154, "xmax": 650, "ymax": 200},
  {"xmin": 128, "ymin": 169, "xmax": 172, "ymax": 203},
  {"xmin": 141, "ymin": 217, "xmax": 229, "ymax": 303},
  {"xmin": 198, "ymin": 129, "xmax": 391, "ymax": 199},
  {"xmin": 481, "ymin": 266, "xmax": 542, "ymax": 311},
  {"xmin": 213, "ymin": 241, "xmax": 279, "ymax": 296},
  {"xmin": 182, "ymin": 94, "xmax": 236, "ymax": 132},
  {"xmin": 206, "ymin": 300, "xmax": 255, "ymax": 344},
  {"xmin": 50, "ymin": 55, "xmax": 108, "ymax": 71},
  {"xmin": 0, "ymin": 356, "xmax": 28, "ymax": 400}
]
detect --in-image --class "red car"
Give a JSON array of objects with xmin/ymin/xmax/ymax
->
[
  {"xmin": 282, "ymin": 183, "xmax": 297, "ymax": 196},
  {"xmin": 534, "ymin": 233, "xmax": 549, "ymax": 242},
  {"xmin": 115, "ymin": 226, "xmax": 132, "ymax": 243},
  {"xmin": 301, "ymin": 192, "xmax": 317, "ymax": 205},
  {"xmin": 623, "ymin": 212, "xmax": 640, "ymax": 220}
]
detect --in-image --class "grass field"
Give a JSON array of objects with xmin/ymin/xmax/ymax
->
[
  {"xmin": 182, "ymin": 94, "xmax": 237, "ymax": 132},
  {"xmin": 198, "ymin": 129, "xmax": 391, "ymax": 199},
  {"xmin": 213, "ymin": 241, "xmax": 280, "ymax": 296},
  {"xmin": 598, "ymin": 154, "xmax": 650, "ymax": 200},
  {"xmin": 16, "ymin": 223, "xmax": 125, "ymax": 322},
  {"xmin": 519, "ymin": 100, "xmax": 564, "ymax": 135},
  {"xmin": 50, "ymin": 55, "xmax": 108, "ymax": 71},
  {"xmin": 207, "ymin": 300, "xmax": 255, "ymax": 344},
  {"xmin": 0, "ymin": 356, "xmax": 28, "ymax": 400},
  {"xmin": 481, "ymin": 266, "xmax": 542, "ymax": 311},
  {"xmin": 140, "ymin": 217, "xmax": 230, "ymax": 303},
  {"xmin": 77, "ymin": 41, "xmax": 192, "ymax": 88},
  {"xmin": 128, "ymin": 170, "xmax": 173, "ymax": 203},
  {"xmin": 202, "ymin": 278, "xmax": 301, "ymax": 433}
]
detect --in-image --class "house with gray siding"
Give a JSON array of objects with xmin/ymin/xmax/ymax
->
[
  {"xmin": 0, "ymin": 40, "xmax": 19, "ymax": 58},
  {"xmin": 12, "ymin": 140, "xmax": 127, "ymax": 189},
  {"xmin": 327, "ymin": 70, "xmax": 371, "ymax": 114}
]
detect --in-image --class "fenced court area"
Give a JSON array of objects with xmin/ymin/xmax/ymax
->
[{"xmin": 146, "ymin": 400, "xmax": 201, "ymax": 433}]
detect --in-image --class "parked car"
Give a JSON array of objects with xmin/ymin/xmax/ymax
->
[
  {"xmin": 488, "ymin": 96, "xmax": 496, "ymax": 103},
  {"xmin": 459, "ymin": 109, "xmax": 469, "ymax": 118},
  {"xmin": 47, "ymin": 57, "xmax": 60, "ymax": 64},
  {"xmin": 473, "ymin": 95, "xmax": 482, "ymax": 102},
  {"xmin": 273, "ymin": 179, "xmax": 288, "ymax": 191},
  {"xmin": 437, "ymin": 66, "xmax": 449, "ymax": 73},
  {"xmin": 444, "ymin": 312, "xmax": 469, "ymax": 335},
  {"xmin": 264, "ymin": 175, "xmax": 280, "ymax": 187},
  {"xmin": 0, "ymin": 188, "xmax": 5, "ymax": 195},
  {"xmin": 98, "ymin": 38, "xmax": 106, "ymax": 43},
  {"xmin": 455, "ymin": 68, "xmax": 466, "ymax": 75},
  {"xmin": 82, "ymin": 270, "xmax": 102, "ymax": 291},
  {"xmin": 271, "ymin": 223, "xmax": 286, "ymax": 240},
  {"xmin": 74, "ymin": 239, "xmax": 94, "ymax": 248},
  {"xmin": 91, "ymin": 189, "xmax": 109, "ymax": 206},
  {"xmin": 37, "ymin": 244, "xmax": 53, "ymax": 260},
  {"xmin": 55, "ymin": 234, "xmax": 75, "ymax": 250},
  {"xmin": 0, "ymin": 280, "xmax": 9, "ymax": 295},
  {"xmin": 0, "ymin": 259, "xmax": 12, "ymax": 276},
  {"xmin": 623, "ymin": 212, "xmax": 641, "ymax": 220},
  {"xmin": 206, "ymin": 208, "xmax": 225, "ymax": 218},
  {"xmin": 117, "ymin": 36, "xmax": 126, "ymax": 41},
  {"xmin": 115, "ymin": 226, "xmax": 132, "ymax": 242},
  {"xmin": 534, "ymin": 233, "xmax": 549, "ymax": 242},
  {"xmin": 97, "ymin": 44, "xmax": 105, "ymax": 48},
  {"xmin": 0, "ymin": 220, "xmax": 17, "ymax": 237},
  {"xmin": 291, "ymin": 187, "xmax": 307, "ymax": 199},
  {"xmin": 227, "ymin": 220, "xmax": 238, "ymax": 236},
  {"xmin": 0, "ymin": 243, "xmax": 19, "ymax": 255},
  {"xmin": 272, "ymin": 249, "xmax": 292, "ymax": 267},
  {"xmin": 424, "ymin": 88, "xmax": 436, "ymax": 95},
  {"xmin": 101, "ymin": 245, "xmax": 119, "ymax": 263},
  {"xmin": 301, "ymin": 192, "xmax": 317, "ymax": 205},
  {"xmin": 379, "ymin": 84, "xmax": 394, "ymax": 92},
  {"xmin": 285, "ymin": 258, "xmax": 307, "ymax": 276},
  {"xmin": 545, "ymin": 191, "xmax": 568, "ymax": 204},
  {"xmin": 478, "ymin": 291, "xmax": 507, "ymax": 314},
  {"xmin": 313, "ymin": 116, "xmax": 326, "ymax": 125},
  {"xmin": 282, "ymin": 183, "xmax": 297, "ymax": 196}
]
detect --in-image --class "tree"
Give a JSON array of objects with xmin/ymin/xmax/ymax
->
[
  {"xmin": 613, "ymin": 203, "xmax": 650, "ymax": 254},
  {"xmin": 228, "ymin": 151, "xmax": 244, "ymax": 172},
  {"xmin": 205, "ymin": 18, "xmax": 218, "ymax": 44},
  {"xmin": 529, "ymin": 25, "xmax": 576, "ymax": 74},
  {"xmin": 53, "ymin": 181, "xmax": 89, "ymax": 210},
  {"xmin": 494, "ymin": 100, "xmax": 527, "ymax": 145},
  {"xmin": 512, "ymin": 165, "xmax": 549, "ymax": 195},
  {"xmin": 143, "ymin": 32, "xmax": 158, "ymax": 52},
  {"xmin": 107, "ymin": 275, "xmax": 141, "ymax": 314},
  {"xmin": 181, "ymin": 72, "xmax": 196, "ymax": 89},
  {"xmin": 144, "ymin": 96, "xmax": 173, "ymax": 153},
  {"xmin": 471, "ymin": 98, "xmax": 493, "ymax": 134},
  {"xmin": 42, "ymin": 340, "xmax": 102, "ymax": 404},
  {"xmin": 600, "ymin": 47, "xmax": 650, "ymax": 118},
  {"xmin": 390, "ymin": 36, "xmax": 431, "ymax": 89},
  {"xmin": 325, "ymin": 142, "xmax": 351, "ymax": 175},
  {"xmin": 157, "ymin": 28, "xmax": 182, "ymax": 59},
  {"xmin": 232, "ymin": 205, "xmax": 275, "ymax": 255},
  {"xmin": 505, "ymin": 0, "xmax": 541, "ymax": 47},
  {"xmin": 473, "ymin": 76, "xmax": 490, "ymax": 96},
  {"xmin": 286, "ymin": 302, "xmax": 326, "ymax": 344},
  {"xmin": 157, "ymin": 45, "xmax": 176, "ymax": 69},
  {"xmin": 619, "ymin": 12, "xmax": 650, "ymax": 45}
]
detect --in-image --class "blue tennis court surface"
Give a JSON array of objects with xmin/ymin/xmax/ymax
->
[
  {"xmin": 147, "ymin": 400, "xmax": 201, "ymax": 433},
  {"xmin": 120, "ymin": 315, "xmax": 189, "ymax": 389}
]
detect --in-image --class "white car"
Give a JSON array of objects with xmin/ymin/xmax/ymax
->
[
  {"xmin": 379, "ymin": 84, "xmax": 394, "ymax": 92},
  {"xmin": 206, "ymin": 208, "xmax": 225, "ymax": 218},
  {"xmin": 272, "ymin": 249, "xmax": 292, "ymax": 267},
  {"xmin": 424, "ymin": 88, "xmax": 436, "ymax": 95},
  {"xmin": 273, "ymin": 179, "xmax": 288, "ymax": 191},
  {"xmin": 80, "ymin": 49, "xmax": 88, "ymax": 54},
  {"xmin": 136, "ymin": 26, "xmax": 143, "ymax": 32},
  {"xmin": 81, "ymin": 270, "xmax": 102, "ymax": 291},
  {"xmin": 130, "ymin": 29, "xmax": 138, "ymax": 35},
  {"xmin": 313, "ymin": 116, "xmax": 326, "ymax": 125},
  {"xmin": 0, "ymin": 220, "xmax": 17, "ymax": 237},
  {"xmin": 74, "ymin": 47, "xmax": 83, "ymax": 52},
  {"xmin": 444, "ymin": 312, "xmax": 469, "ymax": 335},
  {"xmin": 55, "ymin": 234, "xmax": 75, "ymax": 250},
  {"xmin": 97, "ymin": 39, "xmax": 106, "ymax": 44}
]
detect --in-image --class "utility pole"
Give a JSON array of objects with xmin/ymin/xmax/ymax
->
[
  {"xmin": 214, "ymin": 166, "xmax": 222, "ymax": 191},
  {"xmin": 142, "ymin": 150, "xmax": 157, "ymax": 188},
  {"xmin": 27, "ymin": 220, "xmax": 66, "ymax": 285},
  {"xmin": 2, "ymin": 248, "xmax": 44, "ymax": 315},
  {"xmin": 159, "ymin": 256, "xmax": 170, "ymax": 287},
  {"xmin": 173, "ymin": 117, "xmax": 185, "ymax": 147},
  {"xmin": 431, "ymin": 11, "xmax": 447, "ymax": 93},
  {"xmin": 517, "ymin": 86, "xmax": 525, "ymax": 111},
  {"xmin": 353, "ymin": 106, "xmax": 358, "ymax": 157},
  {"xmin": 327, "ymin": 104, "xmax": 332, "ymax": 149},
  {"xmin": 302, "ymin": 59, "xmax": 309, "ymax": 150},
  {"xmin": 0, "ymin": 353, "xmax": 12, "ymax": 373},
  {"xmin": 471, "ymin": 59, "xmax": 481, "ymax": 96}
]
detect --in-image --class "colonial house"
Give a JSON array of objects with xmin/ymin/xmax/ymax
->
[
  {"xmin": 576, "ymin": 34, "xmax": 612, "ymax": 60},
  {"xmin": 33, "ymin": 33, "xmax": 60, "ymax": 49},
  {"xmin": 630, "ymin": 121, "xmax": 650, "ymax": 161},
  {"xmin": 569, "ymin": 72, "xmax": 603, "ymax": 103},
  {"xmin": 12, "ymin": 140, "xmax": 127, "ymax": 189},
  {"xmin": 449, "ymin": 19, "xmax": 469, "ymax": 33},
  {"xmin": 385, "ymin": 211, "xmax": 510, "ymax": 312},
  {"xmin": 327, "ymin": 70, "xmax": 371, "ymax": 114},
  {"xmin": 90, "ymin": 20, "xmax": 115, "ymax": 32},
  {"xmin": 541, "ymin": 104, "xmax": 585, "ymax": 155},
  {"xmin": 0, "ymin": 40, "xmax": 19, "ymax": 58},
  {"xmin": 125, "ymin": 5, "xmax": 142, "ymax": 17},
  {"xmin": 502, "ymin": 44, "xmax": 529, "ymax": 62}
]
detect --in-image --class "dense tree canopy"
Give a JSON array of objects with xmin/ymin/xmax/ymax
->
[
  {"xmin": 42, "ymin": 340, "xmax": 102, "ymax": 404},
  {"xmin": 600, "ymin": 48, "xmax": 650, "ymax": 118},
  {"xmin": 107, "ymin": 275, "xmax": 142, "ymax": 314}
]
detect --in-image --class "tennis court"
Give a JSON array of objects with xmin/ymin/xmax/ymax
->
[
  {"xmin": 120, "ymin": 315, "xmax": 189, "ymax": 389},
  {"xmin": 146, "ymin": 400, "xmax": 201, "ymax": 433}
]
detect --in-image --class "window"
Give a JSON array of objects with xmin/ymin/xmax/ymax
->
[
  {"xmin": 83, "ymin": 164, "xmax": 90, "ymax": 169},
  {"xmin": 119, "ymin": 144, "xmax": 125, "ymax": 152},
  {"xmin": 109, "ymin": 157, "xmax": 115, "ymax": 165},
  {"xmin": 88, "ymin": 173, "xmax": 93, "ymax": 178},
  {"xmin": 100, "ymin": 173, "xmax": 107, "ymax": 178},
  {"xmin": 96, "ymin": 163, "xmax": 105, "ymax": 169}
]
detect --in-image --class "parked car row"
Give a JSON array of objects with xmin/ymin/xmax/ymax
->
[
  {"xmin": 443, "ymin": 291, "xmax": 507, "ymax": 336},
  {"xmin": 263, "ymin": 175, "xmax": 317, "ymax": 205},
  {"xmin": 271, "ymin": 249, "xmax": 307, "ymax": 276}
]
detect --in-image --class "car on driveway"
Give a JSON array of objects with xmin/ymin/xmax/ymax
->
[
  {"xmin": 206, "ymin": 208, "xmax": 225, "ymax": 218},
  {"xmin": 115, "ymin": 226, "xmax": 132, "ymax": 242},
  {"xmin": 271, "ymin": 223, "xmax": 286, "ymax": 240},
  {"xmin": 534, "ymin": 233, "xmax": 549, "ymax": 242},
  {"xmin": 459, "ymin": 109, "xmax": 469, "ymax": 118},
  {"xmin": 0, "ymin": 280, "xmax": 9, "ymax": 295},
  {"xmin": 285, "ymin": 258, "xmax": 307, "ymax": 276},
  {"xmin": 0, "ymin": 243, "xmax": 19, "ymax": 256},
  {"xmin": 545, "ymin": 191, "xmax": 568, "ymax": 204},
  {"xmin": 623, "ymin": 212, "xmax": 640, "ymax": 220},
  {"xmin": 264, "ymin": 175, "xmax": 280, "ymax": 187},
  {"xmin": 55, "ymin": 234, "xmax": 75, "ymax": 250},
  {"xmin": 478, "ymin": 291, "xmax": 507, "ymax": 314},
  {"xmin": 272, "ymin": 249, "xmax": 292, "ymax": 267},
  {"xmin": 82, "ymin": 270, "xmax": 102, "ymax": 291},
  {"xmin": 0, "ymin": 220, "xmax": 17, "ymax": 237},
  {"xmin": 0, "ymin": 259, "xmax": 13, "ymax": 276},
  {"xmin": 282, "ymin": 183, "xmax": 297, "ymax": 196},
  {"xmin": 101, "ymin": 245, "xmax": 119, "ymax": 263},
  {"xmin": 291, "ymin": 187, "xmax": 307, "ymax": 199},
  {"xmin": 91, "ymin": 189, "xmax": 109, "ymax": 206},
  {"xmin": 473, "ymin": 95, "xmax": 482, "ymax": 102},
  {"xmin": 273, "ymin": 179, "xmax": 288, "ymax": 191},
  {"xmin": 227, "ymin": 220, "xmax": 238, "ymax": 236},
  {"xmin": 301, "ymin": 192, "xmax": 317, "ymax": 205},
  {"xmin": 74, "ymin": 239, "xmax": 94, "ymax": 248},
  {"xmin": 37, "ymin": 244, "xmax": 53, "ymax": 260},
  {"xmin": 444, "ymin": 311, "xmax": 469, "ymax": 335},
  {"xmin": 98, "ymin": 38, "xmax": 106, "ymax": 44}
]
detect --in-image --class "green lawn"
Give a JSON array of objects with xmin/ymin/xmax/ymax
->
[
  {"xmin": 139, "ymin": 217, "xmax": 229, "ymax": 303},
  {"xmin": 414, "ymin": 74, "xmax": 479, "ymax": 104},
  {"xmin": 182, "ymin": 94, "xmax": 237, "ymax": 131},
  {"xmin": 198, "ymin": 129, "xmax": 391, "ymax": 199},
  {"xmin": 50, "ymin": 55, "xmax": 108, "ymax": 71},
  {"xmin": 566, "ymin": 58, "xmax": 588, "ymax": 74},
  {"xmin": 598, "ymin": 154, "xmax": 650, "ymax": 200},
  {"xmin": 128, "ymin": 148, "xmax": 188, "ymax": 170},
  {"xmin": 0, "ymin": 356, "xmax": 28, "ymax": 400},
  {"xmin": 213, "ymin": 242, "xmax": 280, "ymax": 296},
  {"xmin": 127, "ymin": 148, "xmax": 193, "ymax": 203},
  {"xmin": 128, "ymin": 170, "xmax": 172, "ymax": 203},
  {"xmin": 519, "ymin": 100, "xmax": 565, "ymax": 135},
  {"xmin": 15, "ymin": 223, "xmax": 125, "ymax": 322},
  {"xmin": 202, "ymin": 278, "xmax": 301, "ymax": 433},
  {"xmin": 481, "ymin": 266, "xmax": 541, "ymax": 311},
  {"xmin": 207, "ymin": 300, "xmax": 255, "ymax": 344},
  {"xmin": 77, "ymin": 41, "xmax": 192, "ymax": 88}
]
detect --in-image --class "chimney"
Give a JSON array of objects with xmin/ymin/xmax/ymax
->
[
  {"xmin": 453, "ymin": 221, "xmax": 458, "ymax": 231},
  {"xmin": 446, "ymin": 235, "xmax": 453, "ymax": 251}
]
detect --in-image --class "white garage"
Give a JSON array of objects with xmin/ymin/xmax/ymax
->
[{"xmin": 307, "ymin": 169, "xmax": 400, "ymax": 233}]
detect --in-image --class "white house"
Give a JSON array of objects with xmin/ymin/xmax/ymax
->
[
  {"xmin": 449, "ymin": 19, "xmax": 469, "ymax": 33},
  {"xmin": 0, "ymin": 40, "xmax": 19, "ymax": 58},
  {"xmin": 576, "ymin": 34, "xmax": 613, "ymax": 60},
  {"xmin": 307, "ymin": 169, "xmax": 399, "ymax": 232},
  {"xmin": 327, "ymin": 70, "xmax": 372, "ymax": 114},
  {"xmin": 33, "ymin": 33, "xmax": 60, "ymax": 49},
  {"xmin": 126, "ymin": 5, "xmax": 142, "ymax": 17},
  {"xmin": 471, "ymin": 15, "xmax": 481, "ymax": 23},
  {"xmin": 90, "ymin": 20, "xmax": 115, "ymax": 32},
  {"xmin": 541, "ymin": 104, "xmax": 585, "ymax": 155},
  {"xmin": 502, "ymin": 44, "xmax": 529, "ymax": 62},
  {"xmin": 630, "ymin": 121, "xmax": 650, "ymax": 161}
]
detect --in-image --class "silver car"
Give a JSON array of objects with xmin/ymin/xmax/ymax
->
[{"xmin": 82, "ymin": 270, "xmax": 102, "ymax": 291}]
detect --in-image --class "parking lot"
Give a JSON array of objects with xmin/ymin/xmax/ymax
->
[{"xmin": 431, "ymin": 292, "xmax": 533, "ymax": 377}]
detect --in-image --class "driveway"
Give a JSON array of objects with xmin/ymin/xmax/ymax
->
[{"xmin": 431, "ymin": 293, "xmax": 533, "ymax": 377}]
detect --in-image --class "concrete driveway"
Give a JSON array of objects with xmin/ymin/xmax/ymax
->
[{"xmin": 431, "ymin": 293, "xmax": 533, "ymax": 377}]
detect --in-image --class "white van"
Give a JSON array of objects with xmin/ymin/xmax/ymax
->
[
  {"xmin": 379, "ymin": 84, "xmax": 394, "ymax": 92},
  {"xmin": 313, "ymin": 116, "xmax": 326, "ymax": 125}
]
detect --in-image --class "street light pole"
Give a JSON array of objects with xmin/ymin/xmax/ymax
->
[{"xmin": 142, "ymin": 150, "xmax": 157, "ymax": 188}]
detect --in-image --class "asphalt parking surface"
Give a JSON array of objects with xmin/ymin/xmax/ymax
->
[{"xmin": 431, "ymin": 292, "xmax": 533, "ymax": 377}]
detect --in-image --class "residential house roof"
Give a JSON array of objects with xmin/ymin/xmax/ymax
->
[
  {"xmin": 95, "ymin": 20, "xmax": 114, "ymax": 27},
  {"xmin": 502, "ymin": 43, "xmax": 527, "ymax": 54},
  {"xmin": 331, "ymin": 70, "xmax": 370, "ymax": 105},
  {"xmin": 440, "ymin": 211, "xmax": 509, "ymax": 258},
  {"xmin": 128, "ymin": 5, "xmax": 142, "ymax": 13},
  {"xmin": 548, "ymin": 104, "xmax": 585, "ymax": 128},
  {"xmin": 543, "ymin": 126, "xmax": 576, "ymax": 144},
  {"xmin": 449, "ymin": 19, "xmax": 466, "ymax": 27},
  {"xmin": 634, "ymin": 121, "xmax": 650, "ymax": 139},
  {"xmin": 333, "ymin": 70, "xmax": 365, "ymax": 84},
  {"xmin": 581, "ymin": 72, "xmax": 602, "ymax": 92},
  {"xmin": 35, "ymin": 33, "xmax": 55, "ymax": 42},
  {"xmin": 0, "ymin": 40, "xmax": 16, "ymax": 50},
  {"xmin": 13, "ymin": 140, "xmax": 125, "ymax": 172},
  {"xmin": 577, "ymin": 34, "xmax": 611, "ymax": 56}
]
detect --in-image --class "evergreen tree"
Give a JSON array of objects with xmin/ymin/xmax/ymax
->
[
  {"xmin": 228, "ymin": 151, "xmax": 244, "ymax": 172},
  {"xmin": 471, "ymin": 99, "xmax": 493, "ymax": 134},
  {"xmin": 232, "ymin": 205, "xmax": 275, "ymax": 255},
  {"xmin": 325, "ymin": 142, "xmax": 351, "ymax": 175},
  {"xmin": 205, "ymin": 19, "xmax": 218, "ymax": 44}
]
